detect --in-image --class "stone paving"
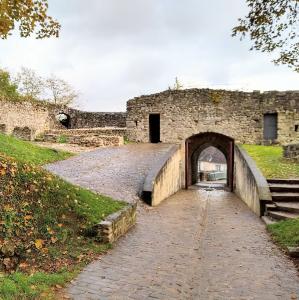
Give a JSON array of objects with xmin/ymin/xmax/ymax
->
[
  {"xmin": 46, "ymin": 143, "xmax": 172, "ymax": 203},
  {"xmin": 196, "ymin": 189, "xmax": 299, "ymax": 300},
  {"xmin": 46, "ymin": 144, "xmax": 299, "ymax": 299},
  {"xmin": 68, "ymin": 190, "xmax": 207, "ymax": 299}
]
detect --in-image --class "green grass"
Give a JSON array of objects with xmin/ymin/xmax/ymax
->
[
  {"xmin": 242, "ymin": 144, "xmax": 299, "ymax": 249},
  {"xmin": 242, "ymin": 144, "xmax": 299, "ymax": 179},
  {"xmin": 57, "ymin": 135, "xmax": 68, "ymax": 144},
  {"xmin": 0, "ymin": 270, "xmax": 76, "ymax": 300},
  {"xmin": 267, "ymin": 219, "xmax": 299, "ymax": 248},
  {"xmin": 0, "ymin": 133, "xmax": 72, "ymax": 165},
  {"xmin": 0, "ymin": 134, "xmax": 126, "ymax": 299},
  {"xmin": 123, "ymin": 136, "xmax": 135, "ymax": 145}
]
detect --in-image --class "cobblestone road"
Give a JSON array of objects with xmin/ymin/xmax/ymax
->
[
  {"xmin": 46, "ymin": 144, "xmax": 299, "ymax": 299},
  {"xmin": 46, "ymin": 144, "xmax": 172, "ymax": 203},
  {"xmin": 196, "ymin": 189, "xmax": 299, "ymax": 300}
]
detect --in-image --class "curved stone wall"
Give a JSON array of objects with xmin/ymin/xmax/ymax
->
[
  {"xmin": 142, "ymin": 145, "xmax": 184, "ymax": 206},
  {"xmin": 234, "ymin": 145, "xmax": 272, "ymax": 216}
]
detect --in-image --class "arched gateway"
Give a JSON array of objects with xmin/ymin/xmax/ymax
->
[{"xmin": 185, "ymin": 132, "xmax": 235, "ymax": 191}]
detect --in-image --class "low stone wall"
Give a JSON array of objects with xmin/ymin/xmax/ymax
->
[
  {"xmin": 40, "ymin": 128, "xmax": 125, "ymax": 148},
  {"xmin": 46, "ymin": 128, "xmax": 127, "ymax": 137},
  {"xmin": 94, "ymin": 203, "xmax": 137, "ymax": 243},
  {"xmin": 283, "ymin": 143, "xmax": 299, "ymax": 161},
  {"xmin": 68, "ymin": 135, "xmax": 124, "ymax": 147},
  {"xmin": 234, "ymin": 145, "xmax": 272, "ymax": 216},
  {"xmin": 42, "ymin": 134, "xmax": 124, "ymax": 148},
  {"xmin": 142, "ymin": 145, "xmax": 184, "ymax": 206}
]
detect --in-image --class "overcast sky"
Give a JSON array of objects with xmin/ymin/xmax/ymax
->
[{"xmin": 1, "ymin": 0, "xmax": 298, "ymax": 112}]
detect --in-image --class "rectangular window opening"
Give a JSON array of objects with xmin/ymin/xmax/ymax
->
[{"xmin": 263, "ymin": 113, "xmax": 278, "ymax": 141}]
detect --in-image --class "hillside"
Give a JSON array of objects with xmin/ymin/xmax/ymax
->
[
  {"xmin": 0, "ymin": 134, "xmax": 125, "ymax": 299},
  {"xmin": 242, "ymin": 144, "xmax": 299, "ymax": 179}
]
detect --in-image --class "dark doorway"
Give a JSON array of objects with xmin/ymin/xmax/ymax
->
[
  {"xmin": 149, "ymin": 114, "xmax": 160, "ymax": 143},
  {"xmin": 185, "ymin": 132, "xmax": 234, "ymax": 191},
  {"xmin": 263, "ymin": 113, "xmax": 277, "ymax": 141}
]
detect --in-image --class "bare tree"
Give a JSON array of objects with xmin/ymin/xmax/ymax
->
[
  {"xmin": 15, "ymin": 67, "xmax": 45, "ymax": 99},
  {"xmin": 169, "ymin": 77, "xmax": 184, "ymax": 90},
  {"xmin": 46, "ymin": 75, "xmax": 78, "ymax": 106}
]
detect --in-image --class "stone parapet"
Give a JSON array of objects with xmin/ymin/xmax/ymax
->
[{"xmin": 234, "ymin": 145, "xmax": 272, "ymax": 216}]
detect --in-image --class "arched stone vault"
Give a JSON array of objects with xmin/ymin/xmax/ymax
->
[{"xmin": 185, "ymin": 132, "xmax": 234, "ymax": 191}]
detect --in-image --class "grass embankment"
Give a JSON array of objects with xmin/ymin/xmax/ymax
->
[
  {"xmin": 242, "ymin": 144, "xmax": 299, "ymax": 179},
  {"xmin": 267, "ymin": 219, "xmax": 299, "ymax": 248},
  {"xmin": 0, "ymin": 134, "xmax": 125, "ymax": 299},
  {"xmin": 242, "ymin": 144, "xmax": 299, "ymax": 249},
  {"xmin": 0, "ymin": 133, "xmax": 72, "ymax": 164}
]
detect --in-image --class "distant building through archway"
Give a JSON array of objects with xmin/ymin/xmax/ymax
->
[{"xmin": 185, "ymin": 132, "xmax": 234, "ymax": 191}]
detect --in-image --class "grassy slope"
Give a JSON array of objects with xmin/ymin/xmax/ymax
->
[
  {"xmin": 267, "ymin": 219, "xmax": 299, "ymax": 248},
  {"xmin": 242, "ymin": 144, "xmax": 299, "ymax": 179},
  {"xmin": 0, "ymin": 133, "xmax": 72, "ymax": 164},
  {"xmin": 0, "ymin": 134, "xmax": 125, "ymax": 299},
  {"xmin": 242, "ymin": 144, "xmax": 299, "ymax": 248}
]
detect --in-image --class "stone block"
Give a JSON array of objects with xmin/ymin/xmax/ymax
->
[{"xmin": 12, "ymin": 126, "xmax": 35, "ymax": 141}]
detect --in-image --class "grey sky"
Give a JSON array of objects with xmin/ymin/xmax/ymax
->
[{"xmin": 1, "ymin": 0, "xmax": 298, "ymax": 111}]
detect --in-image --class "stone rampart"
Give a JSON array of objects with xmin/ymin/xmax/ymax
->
[
  {"xmin": 126, "ymin": 89, "xmax": 299, "ymax": 145},
  {"xmin": 0, "ymin": 100, "xmax": 126, "ymax": 140}
]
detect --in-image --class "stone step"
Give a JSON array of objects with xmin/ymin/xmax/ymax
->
[
  {"xmin": 261, "ymin": 216, "xmax": 277, "ymax": 225},
  {"xmin": 267, "ymin": 178, "xmax": 299, "ymax": 185},
  {"xmin": 37, "ymin": 133, "xmax": 124, "ymax": 148},
  {"xmin": 271, "ymin": 192, "xmax": 299, "ymax": 202},
  {"xmin": 267, "ymin": 210, "xmax": 299, "ymax": 221},
  {"xmin": 45, "ymin": 127, "xmax": 126, "ymax": 136},
  {"xmin": 268, "ymin": 183, "xmax": 299, "ymax": 193},
  {"xmin": 41, "ymin": 133, "xmax": 121, "ymax": 140},
  {"xmin": 274, "ymin": 201, "xmax": 299, "ymax": 213},
  {"xmin": 265, "ymin": 203, "xmax": 277, "ymax": 212}
]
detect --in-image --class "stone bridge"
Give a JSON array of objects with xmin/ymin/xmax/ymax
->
[{"xmin": 46, "ymin": 143, "xmax": 299, "ymax": 299}]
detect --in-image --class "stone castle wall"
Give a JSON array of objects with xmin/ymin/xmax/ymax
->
[
  {"xmin": 63, "ymin": 108, "xmax": 126, "ymax": 129},
  {"xmin": 126, "ymin": 89, "xmax": 299, "ymax": 145},
  {"xmin": 0, "ymin": 100, "xmax": 126, "ymax": 140},
  {"xmin": 1, "ymin": 88, "xmax": 298, "ymax": 145},
  {"xmin": 0, "ymin": 100, "xmax": 52, "ymax": 139}
]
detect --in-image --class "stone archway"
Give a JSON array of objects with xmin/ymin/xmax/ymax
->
[
  {"xmin": 56, "ymin": 112, "xmax": 71, "ymax": 129},
  {"xmin": 185, "ymin": 132, "xmax": 234, "ymax": 191}
]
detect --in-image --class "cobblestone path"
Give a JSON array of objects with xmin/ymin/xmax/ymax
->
[
  {"xmin": 197, "ymin": 190, "xmax": 299, "ymax": 300},
  {"xmin": 46, "ymin": 145, "xmax": 299, "ymax": 299},
  {"xmin": 46, "ymin": 144, "xmax": 172, "ymax": 203}
]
